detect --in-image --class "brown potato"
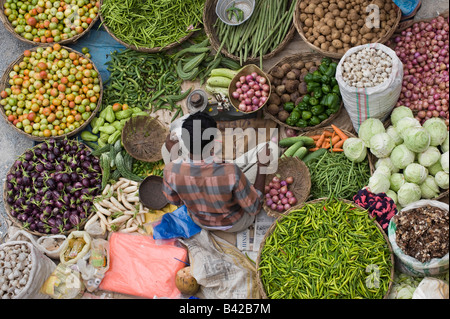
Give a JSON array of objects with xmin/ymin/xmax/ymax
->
[
  {"xmin": 317, "ymin": 35, "xmax": 326, "ymax": 43},
  {"xmin": 342, "ymin": 34, "xmax": 351, "ymax": 44},
  {"xmin": 319, "ymin": 25, "xmax": 331, "ymax": 35},
  {"xmin": 321, "ymin": 42, "xmax": 331, "ymax": 51},
  {"xmin": 304, "ymin": 18, "xmax": 314, "ymax": 27},
  {"xmin": 332, "ymin": 39, "xmax": 343, "ymax": 49},
  {"xmin": 267, "ymin": 104, "xmax": 279, "ymax": 116},
  {"xmin": 331, "ymin": 29, "xmax": 341, "ymax": 39},
  {"xmin": 335, "ymin": 18, "xmax": 346, "ymax": 29},
  {"xmin": 278, "ymin": 110, "xmax": 290, "ymax": 122},
  {"xmin": 280, "ymin": 94, "xmax": 291, "ymax": 104},
  {"xmin": 268, "ymin": 93, "xmax": 281, "ymax": 105},
  {"xmin": 314, "ymin": 6, "xmax": 325, "ymax": 18}
]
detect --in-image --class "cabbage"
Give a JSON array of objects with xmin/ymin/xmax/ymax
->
[
  {"xmin": 386, "ymin": 190, "xmax": 398, "ymax": 204},
  {"xmin": 374, "ymin": 165, "xmax": 392, "ymax": 178},
  {"xmin": 395, "ymin": 117, "xmax": 421, "ymax": 139},
  {"xmin": 420, "ymin": 176, "xmax": 440, "ymax": 199},
  {"xmin": 397, "ymin": 183, "xmax": 422, "ymax": 207},
  {"xmin": 441, "ymin": 151, "xmax": 449, "ymax": 173},
  {"xmin": 423, "ymin": 117, "xmax": 448, "ymax": 146},
  {"xmin": 390, "ymin": 144, "xmax": 415, "ymax": 169},
  {"xmin": 375, "ymin": 157, "xmax": 399, "ymax": 173},
  {"xmin": 387, "ymin": 273, "xmax": 422, "ymax": 300},
  {"xmin": 417, "ymin": 146, "xmax": 441, "ymax": 167},
  {"xmin": 367, "ymin": 173, "xmax": 391, "ymax": 194},
  {"xmin": 390, "ymin": 106, "xmax": 414, "ymax": 126},
  {"xmin": 343, "ymin": 137, "xmax": 367, "ymax": 163},
  {"xmin": 442, "ymin": 132, "xmax": 449, "ymax": 153},
  {"xmin": 369, "ymin": 132, "xmax": 395, "ymax": 159},
  {"xmin": 386, "ymin": 125, "xmax": 403, "ymax": 146},
  {"xmin": 358, "ymin": 118, "xmax": 386, "ymax": 147},
  {"xmin": 390, "ymin": 173, "xmax": 406, "ymax": 192},
  {"xmin": 435, "ymin": 171, "xmax": 449, "ymax": 189},
  {"xmin": 428, "ymin": 160, "xmax": 444, "ymax": 176},
  {"xmin": 403, "ymin": 127, "xmax": 431, "ymax": 153},
  {"xmin": 404, "ymin": 163, "xmax": 428, "ymax": 184}
]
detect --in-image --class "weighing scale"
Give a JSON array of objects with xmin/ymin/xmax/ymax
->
[{"xmin": 185, "ymin": 89, "xmax": 258, "ymax": 121}]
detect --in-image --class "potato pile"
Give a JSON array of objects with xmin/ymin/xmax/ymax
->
[
  {"xmin": 266, "ymin": 59, "xmax": 322, "ymax": 122},
  {"xmin": 297, "ymin": 0, "xmax": 398, "ymax": 55}
]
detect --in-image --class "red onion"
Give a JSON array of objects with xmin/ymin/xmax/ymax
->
[{"xmin": 231, "ymin": 72, "xmax": 270, "ymax": 113}]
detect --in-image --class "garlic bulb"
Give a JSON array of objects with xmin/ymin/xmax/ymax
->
[{"xmin": 0, "ymin": 243, "xmax": 32, "ymax": 299}]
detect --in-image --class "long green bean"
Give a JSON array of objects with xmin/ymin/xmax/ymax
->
[{"xmin": 259, "ymin": 199, "xmax": 393, "ymax": 299}]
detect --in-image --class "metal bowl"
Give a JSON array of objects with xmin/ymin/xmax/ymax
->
[
  {"xmin": 215, "ymin": 0, "xmax": 255, "ymax": 26},
  {"xmin": 138, "ymin": 176, "xmax": 169, "ymax": 210}
]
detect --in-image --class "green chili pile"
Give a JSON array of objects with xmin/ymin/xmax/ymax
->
[
  {"xmin": 258, "ymin": 199, "xmax": 393, "ymax": 299},
  {"xmin": 214, "ymin": 0, "xmax": 296, "ymax": 66},
  {"xmin": 102, "ymin": 49, "xmax": 187, "ymax": 121},
  {"xmin": 100, "ymin": 0, "xmax": 204, "ymax": 49},
  {"xmin": 305, "ymin": 151, "xmax": 371, "ymax": 200}
]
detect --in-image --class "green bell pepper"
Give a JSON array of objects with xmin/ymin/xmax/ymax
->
[
  {"xmin": 290, "ymin": 110, "xmax": 301, "ymax": 122},
  {"xmin": 324, "ymin": 63, "xmax": 338, "ymax": 77},
  {"xmin": 312, "ymin": 89, "xmax": 323, "ymax": 99},
  {"xmin": 311, "ymin": 105, "xmax": 325, "ymax": 116},
  {"xmin": 330, "ymin": 77, "xmax": 338, "ymax": 87},
  {"xmin": 321, "ymin": 75, "xmax": 330, "ymax": 84},
  {"xmin": 302, "ymin": 95, "xmax": 311, "ymax": 105},
  {"xmin": 318, "ymin": 63, "xmax": 329, "ymax": 75},
  {"xmin": 318, "ymin": 113, "xmax": 329, "ymax": 122},
  {"xmin": 309, "ymin": 97, "xmax": 319, "ymax": 106},
  {"xmin": 309, "ymin": 116, "xmax": 321, "ymax": 126},
  {"xmin": 285, "ymin": 115, "xmax": 297, "ymax": 127},
  {"xmin": 284, "ymin": 102, "xmax": 295, "ymax": 113},
  {"xmin": 295, "ymin": 119, "xmax": 308, "ymax": 128},
  {"xmin": 296, "ymin": 102, "xmax": 308, "ymax": 111},
  {"xmin": 307, "ymin": 82, "xmax": 321, "ymax": 92},
  {"xmin": 304, "ymin": 73, "xmax": 314, "ymax": 83},
  {"xmin": 322, "ymin": 84, "xmax": 331, "ymax": 94},
  {"xmin": 321, "ymin": 57, "xmax": 332, "ymax": 67},
  {"xmin": 323, "ymin": 93, "xmax": 340, "ymax": 109},
  {"xmin": 302, "ymin": 110, "xmax": 313, "ymax": 121},
  {"xmin": 312, "ymin": 70, "xmax": 323, "ymax": 82},
  {"xmin": 332, "ymin": 84, "xmax": 340, "ymax": 95}
]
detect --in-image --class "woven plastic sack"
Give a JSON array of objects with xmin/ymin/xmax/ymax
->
[
  {"xmin": 388, "ymin": 200, "xmax": 449, "ymax": 277},
  {"xmin": 336, "ymin": 43, "xmax": 403, "ymax": 133},
  {"xmin": 0, "ymin": 240, "xmax": 56, "ymax": 299}
]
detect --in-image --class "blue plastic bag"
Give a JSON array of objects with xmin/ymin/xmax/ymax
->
[{"xmin": 153, "ymin": 206, "xmax": 201, "ymax": 240}]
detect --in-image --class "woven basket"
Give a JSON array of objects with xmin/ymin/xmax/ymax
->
[
  {"xmin": 121, "ymin": 115, "xmax": 168, "ymax": 163},
  {"xmin": 263, "ymin": 156, "xmax": 311, "ymax": 218},
  {"xmin": 2, "ymin": 141, "xmax": 99, "ymax": 237},
  {"xmin": 203, "ymin": 0, "xmax": 296, "ymax": 64},
  {"xmin": 98, "ymin": 0, "xmax": 198, "ymax": 53},
  {"xmin": 0, "ymin": 46, "xmax": 103, "ymax": 142},
  {"xmin": 256, "ymin": 197, "xmax": 395, "ymax": 299},
  {"xmin": 228, "ymin": 64, "xmax": 271, "ymax": 114},
  {"xmin": 263, "ymin": 52, "xmax": 343, "ymax": 132},
  {"xmin": 293, "ymin": 0, "xmax": 402, "ymax": 59},
  {"xmin": 0, "ymin": 0, "xmax": 100, "ymax": 46}
]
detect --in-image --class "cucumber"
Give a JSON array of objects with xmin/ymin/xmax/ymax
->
[
  {"xmin": 282, "ymin": 141, "xmax": 304, "ymax": 157},
  {"xmin": 210, "ymin": 68, "xmax": 239, "ymax": 79},
  {"xmin": 294, "ymin": 147, "xmax": 308, "ymax": 160},
  {"xmin": 302, "ymin": 148, "xmax": 328, "ymax": 163},
  {"xmin": 100, "ymin": 153, "xmax": 111, "ymax": 190},
  {"xmin": 205, "ymin": 85, "xmax": 229, "ymax": 97},
  {"xmin": 206, "ymin": 76, "xmax": 232, "ymax": 88},
  {"xmin": 279, "ymin": 136, "xmax": 316, "ymax": 148}
]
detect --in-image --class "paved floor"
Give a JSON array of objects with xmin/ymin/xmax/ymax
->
[{"xmin": 0, "ymin": 1, "xmax": 449, "ymax": 238}]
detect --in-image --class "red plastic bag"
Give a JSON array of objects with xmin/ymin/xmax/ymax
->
[{"xmin": 99, "ymin": 233, "xmax": 187, "ymax": 298}]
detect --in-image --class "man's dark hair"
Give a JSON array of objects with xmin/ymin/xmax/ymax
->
[{"xmin": 181, "ymin": 112, "xmax": 218, "ymax": 155}]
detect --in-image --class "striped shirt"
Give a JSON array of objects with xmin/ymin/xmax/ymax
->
[{"xmin": 162, "ymin": 157, "xmax": 263, "ymax": 228}]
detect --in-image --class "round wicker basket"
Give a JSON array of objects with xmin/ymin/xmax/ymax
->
[
  {"xmin": 121, "ymin": 115, "xmax": 168, "ymax": 163},
  {"xmin": 0, "ymin": 45, "xmax": 103, "ymax": 142},
  {"xmin": 228, "ymin": 64, "xmax": 271, "ymax": 114},
  {"xmin": 98, "ymin": 0, "xmax": 199, "ymax": 53},
  {"xmin": 203, "ymin": 0, "xmax": 296, "ymax": 64},
  {"xmin": 263, "ymin": 156, "xmax": 311, "ymax": 218},
  {"xmin": 2, "ymin": 140, "xmax": 100, "ymax": 237},
  {"xmin": 256, "ymin": 197, "xmax": 395, "ymax": 299},
  {"xmin": 0, "ymin": 0, "xmax": 101, "ymax": 46},
  {"xmin": 263, "ymin": 52, "xmax": 343, "ymax": 132},
  {"xmin": 293, "ymin": 0, "xmax": 402, "ymax": 59}
]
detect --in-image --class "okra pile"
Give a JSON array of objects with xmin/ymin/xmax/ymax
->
[{"xmin": 258, "ymin": 199, "xmax": 393, "ymax": 299}]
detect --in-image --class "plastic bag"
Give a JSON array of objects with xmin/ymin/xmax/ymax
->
[
  {"xmin": 0, "ymin": 240, "xmax": 56, "ymax": 299},
  {"xmin": 59, "ymin": 231, "xmax": 92, "ymax": 265},
  {"xmin": 99, "ymin": 232, "xmax": 188, "ymax": 299},
  {"xmin": 336, "ymin": 43, "xmax": 403, "ymax": 133},
  {"xmin": 388, "ymin": 200, "xmax": 449, "ymax": 276},
  {"xmin": 153, "ymin": 205, "xmax": 202, "ymax": 240},
  {"xmin": 412, "ymin": 277, "xmax": 449, "ymax": 299},
  {"xmin": 40, "ymin": 263, "xmax": 85, "ymax": 299}
]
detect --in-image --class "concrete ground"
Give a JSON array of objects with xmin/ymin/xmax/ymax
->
[{"xmin": 0, "ymin": 1, "xmax": 449, "ymax": 238}]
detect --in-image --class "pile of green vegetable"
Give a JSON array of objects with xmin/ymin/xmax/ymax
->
[
  {"xmin": 213, "ymin": 0, "xmax": 296, "ymax": 66},
  {"xmin": 283, "ymin": 58, "xmax": 341, "ymax": 128},
  {"xmin": 100, "ymin": 0, "xmax": 204, "ymax": 49},
  {"xmin": 258, "ymin": 199, "xmax": 393, "ymax": 299},
  {"xmin": 132, "ymin": 159, "xmax": 165, "ymax": 179},
  {"xmin": 101, "ymin": 49, "xmax": 188, "ymax": 122},
  {"xmin": 345, "ymin": 106, "xmax": 449, "ymax": 210},
  {"xmin": 304, "ymin": 148, "xmax": 371, "ymax": 200},
  {"xmin": 172, "ymin": 37, "xmax": 241, "ymax": 84}
]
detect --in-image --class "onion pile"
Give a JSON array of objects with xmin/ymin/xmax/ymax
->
[
  {"xmin": 264, "ymin": 176, "xmax": 298, "ymax": 213},
  {"xmin": 394, "ymin": 15, "xmax": 449, "ymax": 126},
  {"xmin": 4, "ymin": 138, "xmax": 102, "ymax": 235},
  {"xmin": 232, "ymin": 72, "xmax": 270, "ymax": 113}
]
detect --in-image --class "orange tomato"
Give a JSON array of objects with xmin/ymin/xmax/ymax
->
[{"xmin": 43, "ymin": 129, "xmax": 52, "ymax": 137}]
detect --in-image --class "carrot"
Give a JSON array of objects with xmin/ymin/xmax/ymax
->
[
  {"xmin": 323, "ymin": 130, "xmax": 333, "ymax": 137},
  {"xmin": 316, "ymin": 133, "xmax": 326, "ymax": 147},
  {"xmin": 330, "ymin": 135, "xmax": 341, "ymax": 146},
  {"xmin": 309, "ymin": 147, "xmax": 320, "ymax": 152},
  {"xmin": 331, "ymin": 148, "xmax": 344, "ymax": 152},
  {"xmin": 322, "ymin": 139, "xmax": 330, "ymax": 148},
  {"xmin": 309, "ymin": 135, "xmax": 322, "ymax": 140},
  {"xmin": 331, "ymin": 124, "xmax": 348, "ymax": 141},
  {"xmin": 333, "ymin": 139, "xmax": 345, "ymax": 149}
]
